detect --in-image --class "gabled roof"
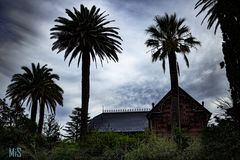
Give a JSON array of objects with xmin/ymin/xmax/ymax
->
[
  {"xmin": 89, "ymin": 111, "xmax": 148, "ymax": 132},
  {"xmin": 147, "ymin": 86, "xmax": 211, "ymax": 119}
]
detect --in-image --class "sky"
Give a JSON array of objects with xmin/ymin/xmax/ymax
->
[{"xmin": 0, "ymin": 0, "xmax": 229, "ymax": 127}]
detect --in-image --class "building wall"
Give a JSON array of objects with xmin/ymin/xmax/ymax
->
[{"xmin": 149, "ymin": 91, "xmax": 211, "ymax": 136}]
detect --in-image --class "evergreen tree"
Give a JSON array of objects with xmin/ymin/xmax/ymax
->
[
  {"xmin": 0, "ymin": 98, "xmax": 36, "ymax": 153},
  {"xmin": 0, "ymin": 98, "xmax": 11, "ymax": 127},
  {"xmin": 0, "ymin": 98, "xmax": 29, "ymax": 128},
  {"xmin": 43, "ymin": 114, "xmax": 61, "ymax": 149},
  {"xmin": 63, "ymin": 107, "xmax": 82, "ymax": 141}
]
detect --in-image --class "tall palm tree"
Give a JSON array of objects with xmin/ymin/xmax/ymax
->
[
  {"xmin": 195, "ymin": 0, "xmax": 240, "ymax": 124},
  {"xmin": 145, "ymin": 13, "xmax": 200, "ymax": 134},
  {"xmin": 50, "ymin": 5, "xmax": 122, "ymax": 139},
  {"xmin": 6, "ymin": 63, "xmax": 63, "ymax": 134}
]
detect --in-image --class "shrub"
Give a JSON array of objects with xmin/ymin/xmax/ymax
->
[{"xmin": 201, "ymin": 118, "xmax": 240, "ymax": 160}]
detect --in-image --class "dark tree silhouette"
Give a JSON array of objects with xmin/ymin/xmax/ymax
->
[
  {"xmin": 195, "ymin": 0, "xmax": 240, "ymax": 125},
  {"xmin": 145, "ymin": 13, "xmax": 200, "ymax": 134},
  {"xmin": 0, "ymin": 98, "xmax": 12, "ymax": 127},
  {"xmin": 63, "ymin": 107, "xmax": 82, "ymax": 141},
  {"xmin": 43, "ymin": 114, "xmax": 61, "ymax": 149},
  {"xmin": 50, "ymin": 5, "xmax": 122, "ymax": 139},
  {"xmin": 0, "ymin": 98, "xmax": 37, "ymax": 151},
  {"xmin": 6, "ymin": 63, "xmax": 63, "ymax": 134}
]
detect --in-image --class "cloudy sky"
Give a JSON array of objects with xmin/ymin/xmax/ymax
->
[{"xmin": 0, "ymin": 0, "xmax": 229, "ymax": 127}]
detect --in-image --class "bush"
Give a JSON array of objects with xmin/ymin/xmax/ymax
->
[
  {"xmin": 50, "ymin": 141, "xmax": 79, "ymax": 160},
  {"xmin": 0, "ymin": 130, "xmax": 210, "ymax": 160},
  {"xmin": 201, "ymin": 118, "xmax": 240, "ymax": 160},
  {"xmin": 75, "ymin": 132, "xmax": 139, "ymax": 160},
  {"xmin": 125, "ymin": 131, "xmax": 203, "ymax": 160}
]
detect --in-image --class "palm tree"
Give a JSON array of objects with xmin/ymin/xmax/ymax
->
[
  {"xmin": 145, "ymin": 13, "xmax": 200, "ymax": 134},
  {"xmin": 195, "ymin": 0, "xmax": 240, "ymax": 125},
  {"xmin": 50, "ymin": 5, "xmax": 122, "ymax": 139},
  {"xmin": 6, "ymin": 63, "xmax": 63, "ymax": 133}
]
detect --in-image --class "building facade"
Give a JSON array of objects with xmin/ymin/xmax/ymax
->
[
  {"xmin": 90, "ymin": 87, "xmax": 211, "ymax": 136},
  {"xmin": 147, "ymin": 87, "xmax": 211, "ymax": 136}
]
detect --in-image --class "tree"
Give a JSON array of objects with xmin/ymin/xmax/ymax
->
[
  {"xmin": 0, "ymin": 98, "xmax": 28, "ymax": 128},
  {"xmin": 50, "ymin": 4, "xmax": 122, "ymax": 139},
  {"xmin": 201, "ymin": 98, "xmax": 240, "ymax": 160},
  {"xmin": 63, "ymin": 107, "xmax": 82, "ymax": 141},
  {"xmin": 43, "ymin": 114, "xmax": 61, "ymax": 149},
  {"xmin": 6, "ymin": 63, "xmax": 64, "ymax": 134},
  {"xmin": 0, "ymin": 98, "xmax": 11, "ymax": 127},
  {"xmin": 195, "ymin": 0, "xmax": 240, "ymax": 126},
  {"xmin": 0, "ymin": 98, "xmax": 36, "ymax": 156},
  {"xmin": 145, "ymin": 13, "xmax": 200, "ymax": 134}
]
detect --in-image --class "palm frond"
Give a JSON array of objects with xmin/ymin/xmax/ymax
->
[
  {"xmin": 177, "ymin": 62, "xmax": 180, "ymax": 76},
  {"xmin": 6, "ymin": 63, "xmax": 64, "ymax": 124},
  {"xmin": 183, "ymin": 54, "xmax": 189, "ymax": 68},
  {"xmin": 50, "ymin": 4, "xmax": 122, "ymax": 67},
  {"xmin": 145, "ymin": 13, "xmax": 200, "ymax": 74},
  {"xmin": 195, "ymin": 0, "xmax": 220, "ymax": 33},
  {"xmin": 162, "ymin": 59, "xmax": 166, "ymax": 73}
]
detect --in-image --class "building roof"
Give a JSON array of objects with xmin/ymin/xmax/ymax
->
[
  {"xmin": 89, "ymin": 87, "xmax": 212, "ymax": 133},
  {"xmin": 89, "ymin": 111, "xmax": 149, "ymax": 132},
  {"xmin": 147, "ymin": 86, "xmax": 212, "ymax": 119}
]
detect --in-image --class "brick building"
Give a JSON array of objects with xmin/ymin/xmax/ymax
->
[
  {"xmin": 89, "ymin": 87, "xmax": 211, "ymax": 136},
  {"xmin": 147, "ymin": 87, "xmax": 211, "ymax": 136}
]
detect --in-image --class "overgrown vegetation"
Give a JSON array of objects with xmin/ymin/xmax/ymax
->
[{"xmin": 1, "ymin": 96, "xmax": 240, "ymax": 159}]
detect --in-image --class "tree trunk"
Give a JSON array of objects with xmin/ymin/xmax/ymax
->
[
  {"xmin": 38, "ymin": 101, "xmax": 45, "ymax": 134},
  {"xmin": 30, "ymin": 99, "xmax": 38, "ymax": 123},
  {"xmin": 219, "ymin": 11, "xmax": 240, "ymax": 124},
  {"xmin": 80, "ymin": 52, "xmax": 90, "ymax": 140},
  {"xmin": 168, "ymin": 52, "xmax": 180, "ymax": 135}
]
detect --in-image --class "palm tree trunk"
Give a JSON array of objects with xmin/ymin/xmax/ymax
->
[
  {"xmin": 80, "ymin": 52, "xmax": 90, "ymax": 139},
  {"xmin": 30, "ymin": 99, "xmax": 37, "ymax": 123},
  {"xmin": 168, "ymin": 52, "xmax": 180, "ymax": 134},
  {"xmin": 38, "ymin": 101, "xmax": 45, "ymax": 134}
]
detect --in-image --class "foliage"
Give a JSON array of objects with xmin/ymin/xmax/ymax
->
[
  {"xmin": 125, "ymin": 132, "xmax": 176, "ymax": 160},
  {"xmin": 125, "ymin": 131, "xmax": 202, "ymax": 160},
  {"xmin": 195, "ymin": 0, "xmax": 240, "ymax": 125},
  {"xmin": 0, "ymin": 98, "xmax": 12, "ymax": 127},
  {"xmin": 201, "ymin": 118, "xmax": 240, "ymax": 160},
  {"xmin": 199, "ymin": 98, "xmax": 240, "ymax": 160},
  {"xmin": 173, "ymin": 127, "xmax": 190, "ymax": 151},
  {"xmin": 145, "ymin": 13, "xmax": 200, "ymax": 73},
  {"xmin": 145, "ymin": 13, "xmax": 200, "ymax": 135},
  {"xmin": 43, "ymin": 114, "xmax": 61, "ymax": 149},
  {"xmin": 63, "ymin": 107, "xmax": 82, "ymax": 141},
  {"xmin": 49, "ymin": 141, "xmax": 80, "ymax": 160},
  {"xmin": 50, "ymin": 4, "xmax": 122, "ymax": 139},
  {"xmin": 37, "ymin": 131, "xmax": 203, "ymax": 160},
  {"xmin": 75, "ymin": 132, "xmax": 139, "ymax": 160},
  {"xmin": 6, "ymin": 63, "xmax": 64, "ymax": 134},
  {"xmin": 0, "ymin": 98, "xmax": 37, "ymax": 159}
]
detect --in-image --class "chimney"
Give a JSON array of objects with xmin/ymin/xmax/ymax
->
[
  {"xmin": 152, "ymin": 103, "xmax": 155, "ymax": 109},
  {"xmin": 202, "ymin": 101, "xmax": 204, "ymax": 107}
]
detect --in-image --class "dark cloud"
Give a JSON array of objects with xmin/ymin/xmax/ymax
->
[
  {"xmin": 0, "ymin": 0, "xmax": 230, "ymax": 123},
  {"xmin": 107, "ymin": 0, "xmax": 181, "ymax": 18},
  {"xmin": 183, "ymin": 65, "xmax": 228, "ymax": 100},
  {"xmin": 112, "ymin": 80, "xmax": 169, "ymax": 108},
  {"xmin": 0, "ymin": 0, "xmax": 41, "ymax": 77},
  {"xmin": 0, "ymin": 0, "xmax": 41, "ymax": 43}
]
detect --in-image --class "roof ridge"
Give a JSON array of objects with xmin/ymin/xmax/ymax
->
[{"xmin": 103, "ymin": 108, "xmax": 151, "ymax": 113}]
